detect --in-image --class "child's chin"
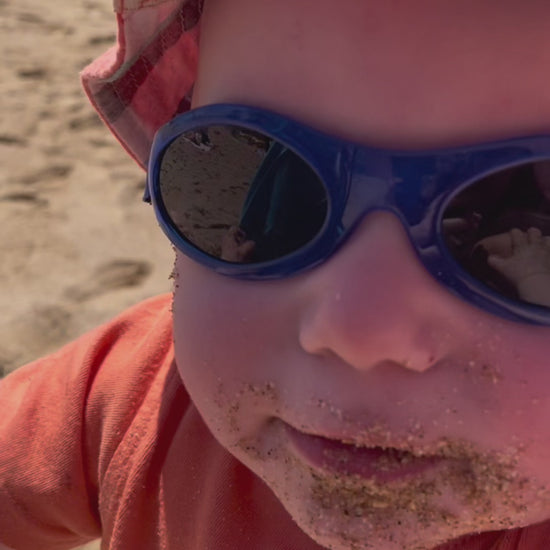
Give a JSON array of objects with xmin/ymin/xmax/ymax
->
[
  {"xmin": 276, "ymin": 483, "xmax": 455, "ymax": 550},
  {"xmin": 252, "ymin": 452, "xmax": 443, "ymax": 550},
  {"xmin": 257, "ymin": 451, "xmax": 531, "ymax": 550},
  {"xmin": 230, "ymin": 421, "xmax": 541, "ymax": 550}
]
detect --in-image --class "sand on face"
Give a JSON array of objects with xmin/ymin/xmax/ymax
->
[
  {"xmin": 0, "ymin": 0, "xmax": 174, "ymax": 377},
  {"xmin": 1, "ymin": 1, "xmax": 174, "ymax": 546}
]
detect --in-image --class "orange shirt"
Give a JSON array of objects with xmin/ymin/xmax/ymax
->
[{"xmin": 1, "ymin": 294, "xmax": 549, "ymax": 549}]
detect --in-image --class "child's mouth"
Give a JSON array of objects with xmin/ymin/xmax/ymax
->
[{"xmin": 285, "ymin": 425, "xmax": 443, "ymax": 483}]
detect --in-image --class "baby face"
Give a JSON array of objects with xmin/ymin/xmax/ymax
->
[{"xmin": 172, "ymin": 1, "xmax": 550, "ymax": 548}]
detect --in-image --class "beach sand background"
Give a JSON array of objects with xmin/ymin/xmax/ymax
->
[
  {"xmin": 1, "ymin": 0, "xmax": 174, "ymax": 373},
  {"xmin": 1, "ymin": 0, "xmax": 174, "ymax": 546}
]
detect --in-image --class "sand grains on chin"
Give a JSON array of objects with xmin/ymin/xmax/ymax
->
[{"xmin": 301, "ymin": 439, "xmax": 541, "ymax": 550}]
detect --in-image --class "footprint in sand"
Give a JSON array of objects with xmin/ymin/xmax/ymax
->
[
  {"xmin": 0, "ymin": 305, "xmax": 74, "ymax": 375},
  {"xmin": 23, "ymin": 305, "xmax": 73, "ymax": 349},
  {"xmin": 17, "ymin": 66, "xmax": 48, "ymax": 80},
  {"xmin": 0, "ymin": 192, "xmax": 48, "ymax": 207},
  {"xmin": 16, "ymin": 11, "xmax": 73, "ymax": 33},
  {"xmin": 87, "ymin": 33, "xmax": 116, "ymax": 46},
  {"xmin": 0, "ymin": 134, "xmax": 28, "ymax": 146},
  {"xmin": 68, "ymin": 112, "xmax": 104, "ymax": 131},
  {"xmin": 16, "ymin": 164, "xmax": 73, "ymax": 185},
  {"xmin": 0, "ymin": 347, "xmax": 18, "ymax": 378},
  {"xmin": 65, "ymin": 259, "xmax": 153, "ymax": 302}
]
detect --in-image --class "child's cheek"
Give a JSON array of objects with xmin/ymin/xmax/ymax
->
[
  {"xmin": 466, "ymin": 320, "xmax": 550, "ymax": 483},
  {"xmin": 170, "ymin": 254, "xmax": 299, "ymax": 445}
]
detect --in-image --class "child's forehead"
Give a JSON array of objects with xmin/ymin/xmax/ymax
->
[{"xmin": 196, "ymin": 0, "xmax": 550, "ymax": 148}]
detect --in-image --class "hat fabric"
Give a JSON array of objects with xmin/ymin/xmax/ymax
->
[{"xmin": 81, "ymin": 0, "xmax": 203, "ymax": 169}]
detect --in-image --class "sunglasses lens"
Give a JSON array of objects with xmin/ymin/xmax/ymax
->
[
  {"xmin": 442, "ymin": 160, "xmax": 550, "ymax": 308},
  {"xmin": 158, "ymin": 125, "xmax": 328, "ymax": 264}
]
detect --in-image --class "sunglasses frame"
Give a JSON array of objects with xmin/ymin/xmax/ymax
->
[{"xmin": 145, "ymin": 103, "xmax": 550, "ymax": 325}]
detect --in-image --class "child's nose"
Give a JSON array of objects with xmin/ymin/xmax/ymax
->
[{"xmin": 298, "ymin": 211, "xmax": 472, "ymax": 373}]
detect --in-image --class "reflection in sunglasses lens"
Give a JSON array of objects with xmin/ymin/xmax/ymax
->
[
  {"xmin": 159, "ymin": 125, "xmax": 328, "ymax": 264},
  {"xmin": 442, "ymin": 160, "xmax": 550, "ymax": 308}
]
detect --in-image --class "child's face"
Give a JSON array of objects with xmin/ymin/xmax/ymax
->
[{"xmin": 171, "ymin": 1, "xmax": 550, "ymax": 548}]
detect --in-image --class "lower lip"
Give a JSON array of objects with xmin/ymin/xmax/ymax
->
[{"xmin": 286, "ymin": 425, "xmax": 442, "ymax": 483}]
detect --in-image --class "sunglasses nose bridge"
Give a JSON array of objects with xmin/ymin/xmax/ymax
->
[{"xmin": 341, "ymin": 148, "xmax": 399, "ymax": 230}]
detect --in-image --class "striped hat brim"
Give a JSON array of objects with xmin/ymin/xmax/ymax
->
[{"xmin": 81, "ymin": 0, "xmax": 203, "ymax": 169}]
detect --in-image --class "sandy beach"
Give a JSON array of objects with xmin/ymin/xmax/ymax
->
[{"xmin": 1, "ymin": 0, "xmax": 174, "ymax": 377}]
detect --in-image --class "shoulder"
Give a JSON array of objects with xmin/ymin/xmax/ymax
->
[
  {"xmin": 0, "ymin": 293, "xmax": 180, "ymax": 479},
  {"xmin": 80, "ymin": 294, "xmax": 185, "ymax": 479},
  {"xmin": 0, "ymin": 294, "xmax": 179, "ymax": 549},
  {"xmin": 0, "ymin": 293, "xmax": 178, "ymax": 455},
  {"xmin": 0, "ymin": 293, "xmax": 176, "ymax": 410}
]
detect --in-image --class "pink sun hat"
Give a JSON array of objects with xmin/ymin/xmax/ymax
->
[{"xmin": 81, "ymin": 0, "xmax": 203, "ymax": 169}]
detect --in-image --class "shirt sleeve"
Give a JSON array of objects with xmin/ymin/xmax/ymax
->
[{"xmin": 0, "ymin": 294, "xmax": 173, "ymax": 550}]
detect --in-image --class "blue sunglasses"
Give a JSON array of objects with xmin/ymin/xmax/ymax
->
[{"xmin": 145, "ymin": 103, "xmax": 550, "ymax": 325}]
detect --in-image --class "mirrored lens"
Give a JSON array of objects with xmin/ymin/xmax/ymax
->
[
  {"xmin": 158, "ymin": 125, "xmax": 328, "ymax": 264},
  {"xmin": 442, "ymin": 160, "xmax": 550, "ymax": 308}
]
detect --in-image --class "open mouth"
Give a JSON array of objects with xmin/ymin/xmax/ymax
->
[{"xmin": 285, "ymin": 424, "xmax": 443, "ymax": 483}]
